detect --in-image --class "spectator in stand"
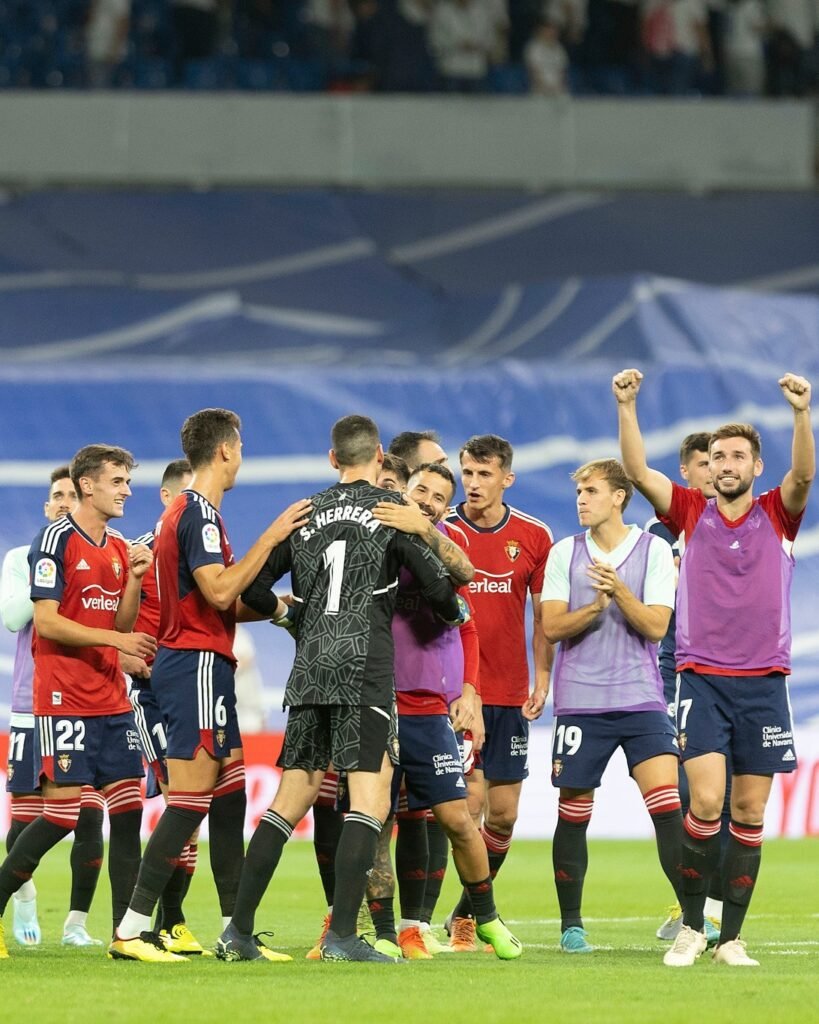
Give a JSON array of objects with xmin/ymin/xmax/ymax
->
[
  {"xmin": 429, "ymin": 0, "xmax": 495, "ymax": 91},
  {"xmin": 546, "ymin": 0, "xmax": 588, "ymax": 60},
  {"xmin": 642, "ymin": 0, "xmax": 677, "ymax": 93},
  {"xmin": 362, "ymin": 1, "xmax": 438, "ymax": 94},
  {"xmin": 604, "ymin": 0, "xmax": 642, "ymax": 86},
  {"xmin": 486, "ymin": 0, "xmax": 512, "ymax": 63},
  {"xmin": 304, "ymin": 0, "xmax": 355, "ymax": 62},
  {"xmin": 703, "ymin": 0, "xmax": 727, "ymax": 93},
  {"xmin": 171, "ymin": 0, "xmax": 221, "ymax": 82},
  {"xmin": 643, "ymin": 0, "xmax": 712, "ymax": 93},
  {"xmin": 724, "ymin": 0, "xmax": 767, "ymax": 95},
  {"xmin": 85, "ymin": 0, "xmax": 131, "ymax": 87},
  {"xmin": 766, "ymin": 0, "xmax": 815, "ymax": 95},
  {"xmin": 669, "ymin": 0, "xmax": 713, "ymax": 92},
  {"xmin": 525, "ymin": 18, "xmax": 570, "ymax": 92}
]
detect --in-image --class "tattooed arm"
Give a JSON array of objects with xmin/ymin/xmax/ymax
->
[{"xmin": 373, "ymin": 500, "xmax": 475, "ymax": 586}]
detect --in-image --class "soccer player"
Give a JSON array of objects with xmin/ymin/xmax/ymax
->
[
  {"xmin": 541, "ymin": 458, "xmax": 682, "ymax": 953},
  {"xmin": 1, "ymin": 467, "xmax": 107, "ymax": 948},
  {"xmin": 650, "ymin": 434, "xmax": 726, "ymax": 945},
  {"xmin": 0, "ymin": 445, "xmax": 157, "ymax": 960},
  {"xmin": 388, "ymin": 430, "xmax": 448, "ymax": 470},
  {"xmin": 128, "ymin": 457, "xmax": 209, "ymax": 955},
  {"xmin": 216, "ymin": 414, "xmax": 464, "ymax": 964},
  {"xmin": 377, "ymin": 452, "xmax": 411, "ymax": 494},
  {"xmin": 444, "ymin": 434, "xmax": 553, "ymax": 950},
  {"xmin": 385, "ymin": 430, "xmax": 474, "ymax": 950},
  {"xmin": 112, "ymin": 408, "xmax": 311, "ymax": 963},
  {"xmin": 614, "ymin": 368, "xmax": 814, "ymax": 967},
  {"xmin": 388, "ymin": 462, "xmax": 521, "ymax": 960}
]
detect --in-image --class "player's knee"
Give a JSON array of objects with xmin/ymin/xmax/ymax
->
[
  {"xmin": 485, "ymin": 808, "xmax": 516, "ymax": 834},
  {"xmin": 689, "ymin": 791, "xmax": 724, "ymax": 821},
  {"xmin": 437, "ymin": 807, "xmax": 474, "ymax": 846},
  {"xmin": 730, "ymin": 796, "xmax": 765, "ymax": 825}
]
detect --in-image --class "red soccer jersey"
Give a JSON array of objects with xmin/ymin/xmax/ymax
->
[
  {"xmin": 132, "ymin": 530, "xmax": 159, "ymax": 663},
  {"xmin": 660, "ymin": 482, "xmax": 802, "ymax": 547},
  {"xmin": 29, "ymin": 516, "xmax": 131, "ymax": 717},
  {"xmin": 443, "ymin": 520, "xmax": 480, "ymax": 696},
  {"xmin": 155, "ymin": 490, "xmax": 237, "ymax": 663},
  {"xmin": 446, "ymin": 503, "xmax": 553, "ymax": 707}
]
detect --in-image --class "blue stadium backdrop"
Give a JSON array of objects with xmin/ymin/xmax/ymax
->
[{"xmin": 1, "ymin": 189, "xmax": 817, "ymax": 837}]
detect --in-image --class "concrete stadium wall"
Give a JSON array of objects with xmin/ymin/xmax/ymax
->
[{"xmin": 0, "ymin": 93, "xmax": 813, "ymax": 190}]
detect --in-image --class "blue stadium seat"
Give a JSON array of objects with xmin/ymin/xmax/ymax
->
[
  {"xmin": 183, "ymin": 57, "xmax": 233, "ymax": 91},
  {"xmin": 134, "ymin": 57, "xmax": 172, "ymax": 89},
  {"xmin": 235, "ymin": 59, "xmax": 283, "ymax": 91},
  {"xmin": 488, "ymin": 64, "xmax": 529, "ymax": 94},
  {"xmin": 284, "ymin": 57, "xmax": 326, "ymax": 92}
]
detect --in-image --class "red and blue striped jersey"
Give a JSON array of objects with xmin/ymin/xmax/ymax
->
[{"xmin": 154, "ymin": 490, "xmax": 237, "ymax": 664}]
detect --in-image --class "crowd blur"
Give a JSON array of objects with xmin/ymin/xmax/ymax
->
[{"xmin": 1, "ymin": 0, "xmax": 817, "ymax": 96}]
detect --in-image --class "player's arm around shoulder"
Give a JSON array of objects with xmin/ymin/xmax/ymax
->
[
  {"xmin": 393, "ymin": 531, "xmax": 462, "ymax": 624},
  {"xmin": 612, "ymin": 367, "xmax": 674, "ymax": 515},
  {"xmin": 194, "ymin": 498, "xmax": 311, "ymax": 612},
  {"xmin": 373, "ymin": 496, "xmax": 475, "ymax": 585}
]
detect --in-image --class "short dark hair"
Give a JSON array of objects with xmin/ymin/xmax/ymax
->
[
  {"xmin": 410, "ymin": 462, "xmax": 457, "ymax": 501},
  {"xmin": 572, "ymin": 458, "xmax": 634, "ymax": 512},
  {"xmin": 709, "ymin": 423, "xmax": 761, "ymax": 461},
  {"xmin": 459, "ymin": 434, "xmax": 513, "ymax": 472},
  {"xmin": 70, "ymin": 445, "xmax": 135, "ymax": 495},
  {"xmin": 331, "ymin": 414, "xmax": 380, "ymax": 468},
  {"xmin": 388, "ymin": 430, "xmax": 442, "ymax": 469},
  {"xmin": 181, "ymin": 409, "xmax": 241, "ymax": 470},
  {"xmin": 161, "ymin": 458, "xmax": 192, "ymax": 488},
  {"xmin": 380, "ymin": 453, "xmax": 411, "ymax": 487},
  {"xmin": 679, "ymin": 432, "xmax": 712, "ymax": 466},
  {"xmin": 50, "ymin": 465, "xmax": 71, "ymax": 486}
]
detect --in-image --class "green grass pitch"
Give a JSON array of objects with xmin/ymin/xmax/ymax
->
[{"xmin": 1, "ymin": 838, "xmax": 816, "ymax": 1024}]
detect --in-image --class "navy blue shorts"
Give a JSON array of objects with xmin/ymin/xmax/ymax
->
[
  {"xmin": 550, "ymin": 710, "xmax": 678, "ymax": 789},
  {"xmin": 393, "ymin": 714, "xmax": 467, "ymax": 811},
  {"xmin": 36, "ymin": 711, "xmax": 144, "ymax": 789},
  {"xmin": 676, "ymin": 670, "xmax": 797, "ymax": 775},
  {"xmin": 660, "ymin": 666, "xmax": 679, "ymax": 715},
  {"xmin": 6, "ymin": 713, "xmax": 40, "ymax": 794},
  {"xmin": 129, "ymin": 684, "xmax": 168, "ymax": 797},
  {"xmin": 474, "ymin": 705, "xmax": 529, "ymax": 781},
  {"xmin": 151, "ymin": 648, "xmax": 241, "ymax": 761}
]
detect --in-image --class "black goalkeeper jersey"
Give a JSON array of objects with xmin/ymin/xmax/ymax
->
[{"xmin": 242, "ymin": 480, "xmax": 460, "ymax": 707}]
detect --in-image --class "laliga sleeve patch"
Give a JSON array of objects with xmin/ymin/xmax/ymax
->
[
  {"xmin": 35, "ymin": 557, "xmax": 57, "ymax": 588},
  {"xmin": 202, "ymin": 522, "xmax": 222, "ymax": 554}
]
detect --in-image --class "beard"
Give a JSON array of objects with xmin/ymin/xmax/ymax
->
[{"xmin": 714, "ymin": 474, "xmax": 753, "ymax": 499}]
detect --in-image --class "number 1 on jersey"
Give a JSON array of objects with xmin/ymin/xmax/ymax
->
[{"xmin": 323, "ymin": 539, "xmax": 347, "ymax": 614}]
